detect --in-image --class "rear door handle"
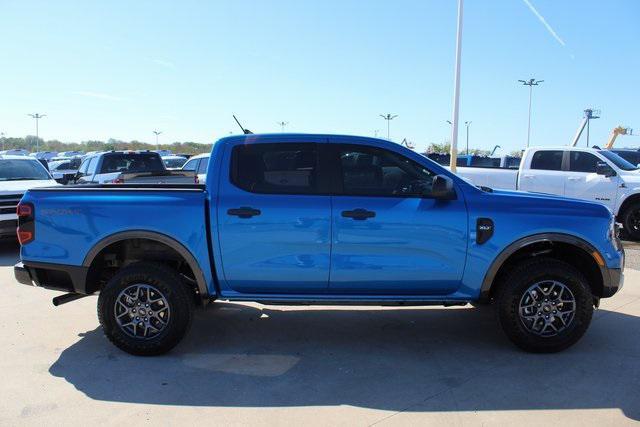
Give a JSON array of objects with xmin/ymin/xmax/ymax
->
[
  {"xmin": 227, "ymin": 207, "xmax": 261, "ymax": 218},
  {"xmin": 341, "ymin": 208, "xmax": 376, "ymax": 220},
  {"xmin": 567, "ymin": 177, "xmax": 581, "ymax": 181},
  {"xmin": 522, "ymin": 174, "xmax": 535, "ymax": 179}
]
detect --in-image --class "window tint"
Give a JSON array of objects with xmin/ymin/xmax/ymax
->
[
  {"xmin": 612, "ymin": 150, "xmax": 640, "ymax": 166},
  {"xmin": 231, "ymin": 144, "xmax": 318, "ymax": 194},
  {"xmin": 86, "ymin": 157, "xmax": 98, "ymax": 175},
  {"xmin": 197, "ymin": 157, "xmax": 208, "ymax": 173},
  {"xmin": 530, "ymin": 150, "xmax": 563, "ymax": 171},
  {"xmin": 182, "ymin": 159, "xmax": 198, "ymax": 171},
  {"xmin": 78, "ymin": 158, "xmax": 90, "ymax": 174},
  {"xmin": 338, "ymin": 145, "xmax": 436, "ymax": 197},
  {"xmin": 99, "ymin": 153, "xmax": 164, "ymax": 174},
  {"xmin": 569, "ymin": 152, "xmax": 600, "ymax": 173}
]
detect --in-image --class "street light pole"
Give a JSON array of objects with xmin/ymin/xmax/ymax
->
[
  {"xmin": 449, "ymin": 0, "xmax": 464, "ymax": 173},
  {"xmin": 1, "ymin": 132, "xmax": 5, "ymax": 151},
  {"xmin": 518, "ymin": 79, "xmax": 543, "ymax": 147},
  {"xmin": 153, "ymin": 130, "xmax": 162, "ymax": 150},
  {"xmin": 27, "ymin": 113, "xmax": 46, "ymax": 151},
  {"xmin": 465, "ymin": 121, "xmax": 471, "ymax": 155},
  {"xmin": 379, "ymin": 113, "xmax": 398, "ymax": 140},
  {"xmin": 276, "ymin": 121, "xmax": 289, "ymax": 132}
]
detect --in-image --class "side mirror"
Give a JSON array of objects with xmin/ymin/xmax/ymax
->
[
  {"xmin": 430, "ymin": 175, "xmax": 457, "ymax": 200},
  {"xmin": 596, "ymin": 161, "xmax": 616, "ymax": 177}
]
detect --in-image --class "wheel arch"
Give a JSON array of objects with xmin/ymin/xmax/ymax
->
[
  {"xmin": 616, "ymin": 192, "xmax": 640, "ymax": 221},
  {"xmin": 83, "ymin": 230, "xmax": 209, "ymax": 299},
  {"xmin": 480, "ymin": 233, "xmax": 607, "ymax": 302}
]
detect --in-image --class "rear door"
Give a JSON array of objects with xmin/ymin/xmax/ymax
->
[
  {"xmin": 327, "ymin": 140, "xmax": 468, "ymax": 295},
  {"xmin": 519, "ymin": 150, "xmax": 566, "ymax": 195},
  {"xmin": 564, "ymin": 151, "xmax": 619, "ymax": 209},
  {"xmin": 216, "ymin": 139, "xmax": 331, "ymax": 294}
]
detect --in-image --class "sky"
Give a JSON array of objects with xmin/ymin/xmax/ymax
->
[{"xmin": 0, "ymin": 0, "xmax": 638, "ymax": 154}]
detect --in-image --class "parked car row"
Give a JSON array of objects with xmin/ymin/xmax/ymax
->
[{"xmin": 450, "ymin": 146, "xmax": 640, "ymax": 239}]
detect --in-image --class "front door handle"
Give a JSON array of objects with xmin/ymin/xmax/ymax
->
[
  {"xmin": 228, "ymin": 207, "xmax": 261, "ymax": 218},
  {"xmin": 567, "ymin": 177, "xmax": 581, "ymax": 181},
  {"xmin": 341, "ymin": 208, "xmax": 376, "ymax": 220}
]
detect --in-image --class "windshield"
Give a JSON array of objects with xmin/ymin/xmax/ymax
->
[
  {"xmin": 163, "ymin": 157, "xmax": 187, "ymax": 168},
  {"xmin": 599, "ymin": 150, "xmax": 639, "ymax": 171},
  {"xmin": 0, "ymin": 159, "xmax": 51, "ymax": 181},
  {"xmin": 100, "ymin": 153, "xmax": 165, "ymax": 174}
]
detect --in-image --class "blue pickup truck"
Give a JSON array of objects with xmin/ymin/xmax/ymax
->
[{"xmin": 14, "ymin": 134, "xmax": 624, "ymax": 355}]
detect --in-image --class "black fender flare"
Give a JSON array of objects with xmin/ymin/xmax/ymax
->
[
  {"xmin": 479, "ymin": 233, "xmax": 607, "ymax": 300},
  {"xmin": 83, "ymin": 230, "xmax": 209, "ymax": 298}
]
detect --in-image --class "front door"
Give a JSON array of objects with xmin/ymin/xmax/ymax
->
[
  {"xmin": 564, "ymin": 150, "xmax": 619, "ymax": 210},
  {"xmin": 327, "ymin": 142, "xmax": 468, "ymax": 295},
  {"xmin": 217, "ymin": 140, "xmax": 331, "ymax": 294}
]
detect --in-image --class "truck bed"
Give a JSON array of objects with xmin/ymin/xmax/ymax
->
[{"xmin": 19, "ymin": 185, "xmax": 214, "ymax": 295}]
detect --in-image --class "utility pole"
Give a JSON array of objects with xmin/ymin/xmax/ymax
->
[
  {"xmin": 518, "ymin": 79, "xmax": 543, "ymax": 147},
  {"xmin": 1, "ymin": 132, "xmax": 5, "ymax": 151},
  {"xmin": 449, "ymin": 0, "xmax": 464, "ymax": 173},
  {"xmin": 153, "ymin": 130, "xmax": 162, "ymax": 150},
  {"xmin": 379, "ymin": 113, "xmax": 398, "ymax": 140},
  {"xmin": 27, "ymin": 113, "xmax": 46, "ymax": 152},
  {"xmin": 276, "ymin": 121, "xmax": 289, "ymax": 132},
  {"xmin": 465, "ymin": 121, "xmax": 472, "ymax": 155}
]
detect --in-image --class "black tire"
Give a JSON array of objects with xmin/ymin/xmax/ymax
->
[
  {"xmin": 621, "ymin": 202, "xmax": 640, "ymax": 241},
  {"xmin": 495, "ymin": 258, "xmax": 594, "ymax": 353},
  {"xmin": 97, "ymin": 262, "xmax": 194, "ymax": 356}
]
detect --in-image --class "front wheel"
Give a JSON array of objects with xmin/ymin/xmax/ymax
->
[
  {"xmin": 97, "ymin": 262, "xmax": 194, "ymax": 356},
  {"xmin": 621, "ymin": 202, "xmax": 640, "ymax": 241},
  {"xmin": 495, "ymin": 258, "xmax": 594, "ymax": 353}
]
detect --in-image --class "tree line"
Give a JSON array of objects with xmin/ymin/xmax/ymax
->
[{"xmin": 0, "ymin": 135, "xmax": 213, "ymax": 155}]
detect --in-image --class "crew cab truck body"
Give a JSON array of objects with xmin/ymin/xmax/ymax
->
[
  {"xmin": 454, "ymin": 146, "xmax": 640, "ymax": 240},
  {"xmin": 14, "ymin": 134, "xmax": 624, "ymax": 355}
]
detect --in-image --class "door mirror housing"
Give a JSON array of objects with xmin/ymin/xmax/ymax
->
[
  {"xmin": 430, "ymin": 175, "xmax": 456, "ymax": 200},
  {"xmin": 596, "ymin": 161, "xmax": 616, "ymax": 177}
]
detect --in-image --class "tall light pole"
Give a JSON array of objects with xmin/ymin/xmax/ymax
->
[
  {"xmin": 276, "ymin": 121, "xmax": 288, "ymax": 132},
  {"xmin": 584, "ymin": 108, "xmax": 600, "ymax": 147},
  {"xmin": 27, "ymin": 113, "xmax": 46, "ymax": 151},
  {"xmin": 518, "ymin": 78, "xmax": 543, "ymax": 147},
  {"xmin": 464, "ymin": 121, "xmax": 472, "ymax": 155},
  {"xmin": 153, "ymin": 130, "xmax": 162, "ymax": 150},
  {"xmin": 449, "ymin": 0, "xmax": 464, "ymax": 173},
  {"xmin": 379, "ymin": 113, "xmax": 398, "ymax": 140}
]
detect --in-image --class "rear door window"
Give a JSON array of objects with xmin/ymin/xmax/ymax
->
[
  {"xmin": 197, "ymin": 157, "xmax": 208, "ymax": 174},
  {"xmin": 530, "ymin": 150, "xmax": 563, "ymax": 171},
  {"xmin": 231, "ymin": 143, "xmax": 319, "ymax": 194},
  {"xmin": 182, "ymin": 158, "xmax": 199, "ymax": 172}
]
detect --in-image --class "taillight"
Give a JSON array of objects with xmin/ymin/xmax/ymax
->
[
  {"xmin": 194, "ymin": 175, "xmax": 199, "ymax": 184},
  {"xmin": 108, "ymin": 177, "xmax": 124, "ymax": 184},
  {"xmin": 17, "ymin": 202, "xmax": 35, "ymax": 245}
]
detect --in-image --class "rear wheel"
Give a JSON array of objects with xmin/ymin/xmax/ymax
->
[
  {"xmin": 495, "ymin": 258, "xmax": 594, "ymax": 353},
  {"xmin": 621, "ymin": 202, "xmax": 640, "ymax": 241},
  {"xmin": 97, "ymin": 262, "xmax": 194, "ymax": 356}
]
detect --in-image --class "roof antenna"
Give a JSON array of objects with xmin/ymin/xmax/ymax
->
[{"xmin": 233, "ymin": 115, "xmax": 253, "ymax": 134}]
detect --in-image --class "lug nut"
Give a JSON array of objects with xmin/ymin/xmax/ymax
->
[{"xmin": 136, "ymin": 317, "xmax": 140, "ymax": 320}]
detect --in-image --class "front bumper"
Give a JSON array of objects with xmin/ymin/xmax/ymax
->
[
  {"xmin": 603, "ymin": 268, "xmax": 624, "ymax": 298},
  {"xmin": 14, "ymin": 261, "xmax": 90, "ymax": 293}
]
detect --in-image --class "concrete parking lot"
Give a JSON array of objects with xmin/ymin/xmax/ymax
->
[{"xmin": 0, "ymin": 241, "xmax": 639, "ymax": 426}]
